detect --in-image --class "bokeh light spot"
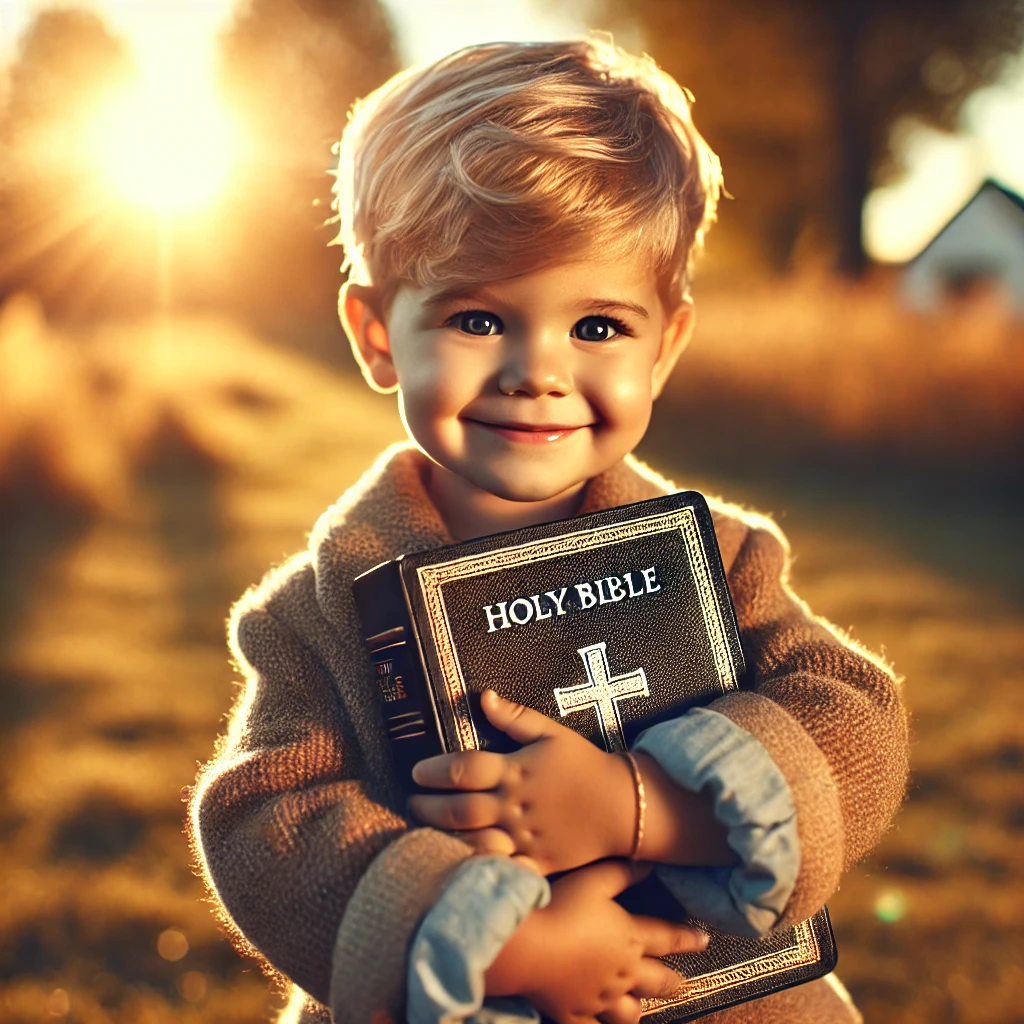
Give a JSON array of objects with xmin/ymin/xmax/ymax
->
[
  {"xmin": 46, "ymin": 988, "xmax": 70, "ymax": 1017},
  {"xmin": 874, "ymin": 888, "xmax": 908, "ymax": 923},
  {"xmin": 157, "ymin": 928, "xmax": 189, "ymax": 961},
  {"xmin": 178, "ymin": 971, "xmax": 208, "ymax": 1002},
  {"xmin": 947, "ymin": 972, "xmax": 973, "ymax": 1001}
]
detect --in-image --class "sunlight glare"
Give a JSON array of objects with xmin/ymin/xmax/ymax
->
[
  {"xmin": 80, "ymin": 6, "xmax": 238, "ymax": 216},
  {"xmin": 378, "ymin": 0, "xmax": 592, "ymax": 67},
  {"xmin": 90, "ymin": 77, "xmax": 238, "ymax": 214},
  {"xmin": 863, "ymin": 122, "xmax": 985, "ymax": 263}
]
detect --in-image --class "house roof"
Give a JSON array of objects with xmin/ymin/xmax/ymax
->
[{"xmin": 904, "ymin": 178, "xmax": 1024, "ymax": 266}]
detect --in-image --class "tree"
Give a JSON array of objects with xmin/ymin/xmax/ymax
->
[
  {"xmin": 587, "ymin": 0, "xmax": 1024, "ymax": 275},
  {"xmin": 216, "ymin": 0, "xmax": 399, "ymax": 330},
  {"xmin": 220, "ymin": 0, "xmax": 397, "ymax": 175},
  {"xmin": 3, "ymin": 7, "xmax": 132, "ymax": 135},
  {"xmin": 0, "ymin": 9, "xmax": 135, "ymax": 311},
  {"xmin": 0, "ymin": 1, "xmax": 398, "ymax": 326}
]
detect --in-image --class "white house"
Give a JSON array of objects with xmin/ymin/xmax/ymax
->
[{"xmin": 901, "ymin": 179, "xmax": 1024, "ymax": 316}]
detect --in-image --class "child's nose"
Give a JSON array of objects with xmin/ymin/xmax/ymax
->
[{"xmin": 496, "ymin": 336, "xmax": 574, "ymax": 398}]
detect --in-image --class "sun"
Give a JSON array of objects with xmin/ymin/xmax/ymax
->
[{"xmin": 88, "ymin": 74, "xmax": 239, "ymax": 214}]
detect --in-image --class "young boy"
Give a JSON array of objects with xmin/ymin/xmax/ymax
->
[{"xmin": 189, "ymin": 38, "xmax": 909, "ymax": 1024}]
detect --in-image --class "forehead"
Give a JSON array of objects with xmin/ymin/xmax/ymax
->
[{"xmin": 395, "ymin": 250, "xmax": 663, "ymax": 317}]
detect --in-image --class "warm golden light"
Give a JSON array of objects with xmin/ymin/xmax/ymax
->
[{"xmin": 89, "ymin": 76, "xmax": 238, "ymax": 213}]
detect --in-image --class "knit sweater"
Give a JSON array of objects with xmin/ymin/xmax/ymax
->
[{"xmin": 189, "ymin": 443, "xmax": 909, "ymax": 1024}]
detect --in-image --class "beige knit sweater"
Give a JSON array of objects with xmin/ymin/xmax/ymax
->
[{"xmin": 189, "ymin": 443, "xmax": 909, "ymax": 1024}]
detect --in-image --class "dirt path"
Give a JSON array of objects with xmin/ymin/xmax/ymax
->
[{"xmin": 0, "ymin": 318, "xmax": 1020, "ymax": 1022}]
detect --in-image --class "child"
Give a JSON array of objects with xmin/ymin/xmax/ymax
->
[{"xmin": 189, "ymin": 38, "xmax": 909, "ymax": 1024}]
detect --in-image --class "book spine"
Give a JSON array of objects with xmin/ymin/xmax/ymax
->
[{"xmin": 352, "ymin": 559, "xmax": 444, "ymax": 792}]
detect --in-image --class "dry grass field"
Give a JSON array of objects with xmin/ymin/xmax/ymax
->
[
  {"xmin": 0, "ymin": 287, "xmax": 1021, "ymax": 1023},
  {"xmin": 665, "ymin": 274, "xmax": 1024, "ymax": 483}
]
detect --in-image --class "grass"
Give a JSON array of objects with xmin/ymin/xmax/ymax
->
[
  {"xmin": 0, "ymin": 284, "xmax": 1021, "ymax": 1022},
  {"xmin": 667, "ymin": 272, "xmax": 1024, "ymax": 481}
]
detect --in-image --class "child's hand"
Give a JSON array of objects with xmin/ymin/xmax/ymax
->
[
  {"xmin": 410, "ymin": 689, "xmax": 637, "ymax": 875},
  {"xmin": 485, "ymin": 860, "xmax": 707, "ymax": 1024}
]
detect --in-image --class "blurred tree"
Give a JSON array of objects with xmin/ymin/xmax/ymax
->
[
  {"xmin": 0, "ymin": 9, "xmax": 135, "ymax": 312},
  {"xmin": 3, "ymin": 7, "xmax": 131, "ymax": 131},
  {"xmin": 217, "ymin": 0, "xmax": 399, "ymax": 336},
  {"xmin": 0, "ymin": 1, "xmax": 397, "ymax": 333},
  {"xmin": 588, "ymin": 0, "xmax": 1024, "ymax": 275},
  {"xmin": 221, "ymin": 0, "xmax": 396, "ymax": 174}
]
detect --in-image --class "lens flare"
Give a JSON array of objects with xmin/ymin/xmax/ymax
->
[{"xmin": 89, "ymin": 77, "xmax": 238, "ymax": 213}]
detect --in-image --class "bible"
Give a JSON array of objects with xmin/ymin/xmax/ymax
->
[{"xmin": 353, "ymin": 490, "xmax": 836, "ymax": 1022}]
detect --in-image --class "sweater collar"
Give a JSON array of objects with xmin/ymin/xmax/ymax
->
[{"xmin": 314, "ymin": 442, "xmax": 674, "ymax": 575}]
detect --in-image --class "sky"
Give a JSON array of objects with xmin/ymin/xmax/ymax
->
[
  {"xmin": 1, "ymin": 0, "xmax": 1022, "ymax": 263},
  {"xmin": 863, "ymin": 56, "xmax": 1024, "ymax": 262}
]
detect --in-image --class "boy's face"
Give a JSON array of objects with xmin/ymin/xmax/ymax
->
[{"xmin": 345, "ymin": 253, "xmax": 692, "ymax": 506}]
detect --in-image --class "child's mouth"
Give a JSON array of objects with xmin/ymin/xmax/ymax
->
[{"xmin": 466, "ymin": 419, "xmax": 588, "ymax": 444}]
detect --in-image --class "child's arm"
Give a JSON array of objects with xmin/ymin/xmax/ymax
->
[
  {"xmin": 189, "ymin": 557, "xmax": 473, "ymax": 1023},
  {"xmin": 413, "ymin": 517, "xmax": 909, "ymax": 936},
  {"xmin": 411, "ymin": 690, "xmax": 736, "ymax": 875},
  {"xmin": 486, "ymin": 860, "xmax": 706, "ymax": 1022},
  {"xmin": 687, "ymin": 516, "xmax": 910, "ymax": 928},
  {"xmin": 407, "ymin": 858, "xmax": 708, "ymax": 1024}
]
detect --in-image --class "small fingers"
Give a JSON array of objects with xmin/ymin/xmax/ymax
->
[
  {"xmin": 412, "ymin": 750, "xmax": 506, "ymax": 791},
  {"xmin": 598, "ymin": 993, "xmax": 642, "ymax": 1024},
  {"xmin": 631, "ymin": 958, "xmax": 688, "ymax": 1001},
  {"xmin": 633, "ymin": 916, "xmax": 709, "ymax": 958},
  {"xmin": 481, "ymin": 689, "xmax": 560, "ymax": 744},
  {"xmin": 452, "ymin": 827, "xmax": 517, "ymax": 856},
  {"xmin": 582, "ymin": 858, "xmax": 652, "ymax": 898},
  {"xmin": 409, "ymin": 791, "xmax": 502, "ymax": 831},
  {"xmin": 510, "ymin": 853, "xmax": 543, "ymax": 875}
]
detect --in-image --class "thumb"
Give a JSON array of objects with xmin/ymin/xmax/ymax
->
[
  {"xmin": 481, "ymin": 689, "xmax": 558, "ymax": 745},
  {"xmin": 583, "ymin": 858, "xmax": 652, "ymax": 898}
]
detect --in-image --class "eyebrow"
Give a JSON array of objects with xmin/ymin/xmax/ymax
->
[
  {"xmin": 422, "ymin": 291, "xmax": 651, "ymax": 320},
  {"xmin": 583, "ymin": 299, "xmax": 650, "ymax": 319},
  {"xmin": 422, "ymin": 287, "xmax": 494, "ymax": 309}
]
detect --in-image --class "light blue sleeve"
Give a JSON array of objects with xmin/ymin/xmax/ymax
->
[
  {"xmin": 407, "ymin": 855, "xmax": 550, "ymax": 1024},
  {"xmin": 633, "ymin": 707, "xmax": 800, "ymax": 937}
]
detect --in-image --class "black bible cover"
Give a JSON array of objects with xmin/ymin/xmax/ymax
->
[{"xmin": 353, "ymin": 491, "xmax": 836, "ymax": 1021}]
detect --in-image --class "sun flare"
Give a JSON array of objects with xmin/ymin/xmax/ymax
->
[{"xmin": 89, "ymin": 76, "xmax": 238, "ymax": 214}]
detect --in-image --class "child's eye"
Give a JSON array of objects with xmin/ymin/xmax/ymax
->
[
  {"xmin": 448, "ymin": 310, "xmax": 503, "ymax": 336},
  {"xmin": 572, "ymin": 315, "xmax": 629, "ymax": 342}
]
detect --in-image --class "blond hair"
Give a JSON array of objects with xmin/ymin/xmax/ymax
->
[{"xmin": 333, "ymin": 37, "xmax": 722, "ymax": 307}]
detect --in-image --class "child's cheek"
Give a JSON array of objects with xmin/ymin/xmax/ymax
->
[
  {"xmin": 395, "ymin": 344, "xmax": 455, "ymax": 411},
  {"xmin": 586, "ymin": 362, "xmax": 655, "ymax": 439},
  {"xmin": 395, "ymin": 349, "xmax": 482, "ymax": 459}
]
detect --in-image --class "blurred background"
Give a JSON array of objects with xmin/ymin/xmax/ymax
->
[{"xmin": 0, "ymin": 1, "xmax": 1021, "ymax": 1021}]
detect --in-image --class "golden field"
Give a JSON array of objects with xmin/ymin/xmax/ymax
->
[{"xmin": 0, "ymin": 283, "xmax": 1021, "ymax": 1023}]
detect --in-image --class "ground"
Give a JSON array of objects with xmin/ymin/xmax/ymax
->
[{"xmin": 0, "ymin": 304, "xmax": 1021, "ymax": 1023}]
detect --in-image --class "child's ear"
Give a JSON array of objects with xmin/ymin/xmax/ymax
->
[
  {"xmin": 339, "ymin": 282, "xmax": 399, "ymax": 394},
  {"xmin": 651, "ymin": 299, "xmax": 694, "ymax": 400}
]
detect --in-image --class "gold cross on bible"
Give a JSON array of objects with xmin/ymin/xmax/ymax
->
[{"xmin": 554, "ymin": 642, "xmax": 650, "ymax": 753}]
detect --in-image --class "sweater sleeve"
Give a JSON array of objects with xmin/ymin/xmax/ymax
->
[
  {"xmin": 634, "ymin": 709, "xmax": 799, "ymax": 936},
  {"xmin": 188, "ymin": 560, "xmax": 472, "ymax": 1021},
  {"xmin": 407, "ymin": 857, "xmax": 550, "ymax": 1024},
  {"xmin": 707, "ymin": 521, "xmax": 909, "ymax": 927}
]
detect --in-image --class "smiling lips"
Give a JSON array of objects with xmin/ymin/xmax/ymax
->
[{"xmin": 467, "ymin": 419, "xmax": 589, "ymax": 444}]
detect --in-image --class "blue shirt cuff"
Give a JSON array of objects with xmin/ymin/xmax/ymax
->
[
  {"xmin": 407, "ymin": 855, "xmax": 550, "ymax": 1024},
  {"xmin": 633, "ymin": 708, "xmax": 800, "ymax": 937}
]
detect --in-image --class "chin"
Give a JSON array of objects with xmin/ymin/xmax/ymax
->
[{"xmin": 477, "ymin": 471, "xmax": 581, "ymax": 505}]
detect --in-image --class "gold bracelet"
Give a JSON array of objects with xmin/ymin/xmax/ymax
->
[{"xmin": 621, "ymin": 751, "xmax": 646, "ymax": 861}]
